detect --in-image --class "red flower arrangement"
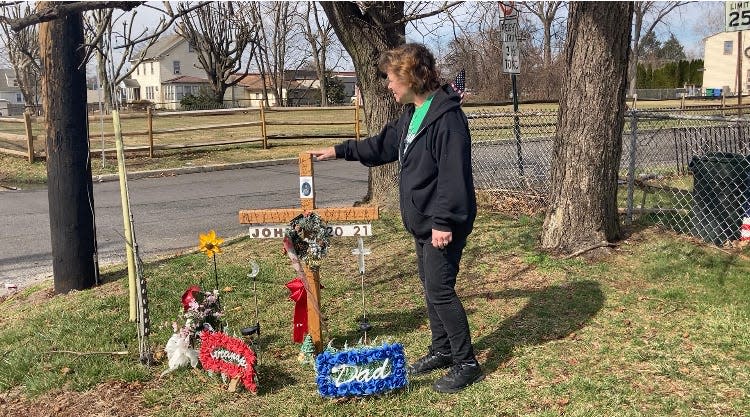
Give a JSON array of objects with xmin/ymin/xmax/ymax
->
[
  {"xmin": 181, "ymin": 285, "xmax": 201, "ymax": 312},
  {"xmin": 199, "ymin": 331, "xmax": 258, "ymax": 393}
]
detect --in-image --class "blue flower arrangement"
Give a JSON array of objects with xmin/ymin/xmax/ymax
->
[{"xmin": 315, "ymin": 342, "xmax": 408, "ymax": 397}]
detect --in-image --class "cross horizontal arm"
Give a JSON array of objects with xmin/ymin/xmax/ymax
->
[{"xmin": 239, "ymin": 207, "xmax": 379, "ymax": 224}]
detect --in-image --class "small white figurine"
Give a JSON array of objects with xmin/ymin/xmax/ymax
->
[{"xmin": 161, "ymin": 333, "xmax": 199, "ymax": 377}]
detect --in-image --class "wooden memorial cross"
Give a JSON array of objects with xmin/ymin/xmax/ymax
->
[{"xmin": 239, "ymin": 152, "xmax": 378, "ymax": 352}]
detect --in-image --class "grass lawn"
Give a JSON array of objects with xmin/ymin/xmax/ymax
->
[{"xmin": 1, "ymin": 211, "xmax": 749, "ymax": 416}]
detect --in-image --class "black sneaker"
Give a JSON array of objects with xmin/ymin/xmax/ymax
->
[
  {"xmin": 407, "ymin": 347, "xmax": 453, "ymax": 375},
  {"xmin": 432, "ymin": 362, "xmax": 484, "ymax": 393}
]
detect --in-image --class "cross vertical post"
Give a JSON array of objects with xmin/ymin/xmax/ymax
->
[
  {"xmin": 240, "ymin": 152, "xmax": 379, "ymax": 353},
  {"xmin": 298, "ymin": 152, "xmax": 321, "ymax": 351}
]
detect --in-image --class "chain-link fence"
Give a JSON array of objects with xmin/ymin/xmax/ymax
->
[
  {"xmin": 469, "ymin": 110, "xmax": 556, "ymax": 212},
  {"xmin": 623, "ymin": 111, "xmax": 750, "ymax": 246},
  {"xmin": 467, "ymin": 108, "xmax": 750, "ymax": 246},
  {"xmin": 469, "ymin": 110, "xmax": 557, "ymax": 192}
]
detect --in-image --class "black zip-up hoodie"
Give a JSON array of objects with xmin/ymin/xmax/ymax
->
[{"xmin": 334, "ymin": 84, "xmax": 476, "ymax": 242}]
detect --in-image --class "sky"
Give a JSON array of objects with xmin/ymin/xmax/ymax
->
[
  {"xmin": 660, "ymin": 1, "xmax": 726, "ymax": 58},
  {"xmin": 117, "ymin": 1, "xmax": 727, "ymax": 74}
]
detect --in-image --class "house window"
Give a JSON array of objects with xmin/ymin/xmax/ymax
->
[
  {"xmin": 188, "ymin": 42, "xmax": 195, "ymax": 53},
  {"xmin": 173, "ymin": 61, "xmax": 181, "ymax": 75},
  {"xmin": 724, "ymin": 40, "xmax": 733, "ymax": 55},
  {"xmin": 747, "ymin": 69, "xmax": 750, "ymax": 83},
  {"xmin": 145, "ymin": 86, "xmax": 155, "ymax": 100},
  {"xmin": 175, "ymin": 85, "xmax": 184, "ymax": 100},
  {"xmin": 136, "ymin": 65, "xmax": 139, "ymax": 75},
  {"xmin": 150, "ymin": 62, "xmax": 154, "ymax": 75},
  {"xmin": 16, "ymin": 93, "xmax": 22, "ymax": 103}
]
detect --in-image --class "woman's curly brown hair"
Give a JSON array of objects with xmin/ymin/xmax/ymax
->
[{"xmin": 378, "ymin": 43, "xmax": 441, "ymax": 95}]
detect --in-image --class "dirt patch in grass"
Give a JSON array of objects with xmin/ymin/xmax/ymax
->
[
  {"xmin": 0, "ymin": 286, "xmax": 54, "ymax": 311},
  {"xmin": 1, "ymin": 381, "xmax": 150, "ymax": 417}
]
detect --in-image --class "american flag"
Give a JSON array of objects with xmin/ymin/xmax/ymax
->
[{"xmin": 451, "ymin": 69, "xmax": 465, "ymax": 103}]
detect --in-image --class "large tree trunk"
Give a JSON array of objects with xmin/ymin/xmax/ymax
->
[
  {"xmin": 321, "ymin": 2, "xmax": 405, "ymax": 208},
  {"xmin": 541, "ymin": 2, "xmax": 633, "ymax": 254},
  {"xmin": 39, "ymin": 4, "xmax": 99, "ymax": 293}
]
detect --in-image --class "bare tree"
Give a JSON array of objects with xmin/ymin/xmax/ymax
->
[
  {"xmin": 0, "ymin": 3, "xmax": 41, "ymax": 111},
  {"xmin": 83, "ymin": 8, "xmax": 166, "ymax": 111},
  {"xmin": 628, "ymin": 1, "xmax": 691, "ymax": 97},
  {"xmin": 302, "ymin": 2, "xmax": 335, "ymax": 106},
  {"xmin": 518, "ymin": 1, "xmax": 565, "ymax": 67},
  {"xmin": 541, "ymin": 2, "xmax": 633, "ymax": 254},
  {"xmin": 442, "ymin": 2, "xmax": 561, "ymax": 102},
  {"xmin": 689, "ymin": 2, "xmax": 724, "ymax": 58},
  {"xmin": 253, "ymin": 2, "xmax": 302, "ymax": 105},
  {"xmin": 176, "ymin": 1, "xmax": 260, "ymax": 105}
]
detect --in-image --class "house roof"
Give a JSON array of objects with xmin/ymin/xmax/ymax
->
[
  {"xmin": 228, "ymin": 74, "xmax": 275, "ymax": 91},
  {"xmin": 163, "ymin": 75, "xmax": 210, "ymax": 84},
  {"xmin": 0, "ymin": 68, "xmax": 20, "ymax": 93},
  {"xmin": 123, "ymin": 78, "xmax": 140, "ymax": 88},
  {"xmin": 134, "ymin": 33, "xmax": 185, "ymax": 62}
]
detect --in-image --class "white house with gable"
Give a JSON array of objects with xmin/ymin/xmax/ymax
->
[
  {"xmin": 702, "ymin": 31, "xmax": 750, "ymax": 96},
  {"xmin": 125, "ymin": 33, "xmax": 204, "ymax": 107},
  {"xmin": 0, "ymin": 68, "xmax": 27, "ymax": 116}
]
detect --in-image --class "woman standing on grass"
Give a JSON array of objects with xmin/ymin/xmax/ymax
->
[{"xmin": 310, "ymin": 43, "xmax": 482, "ymax": 393}]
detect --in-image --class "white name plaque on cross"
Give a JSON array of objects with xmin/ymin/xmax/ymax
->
[{"xmin": 249, "ymin": 224, "xmax": 373, "ymax": 239}]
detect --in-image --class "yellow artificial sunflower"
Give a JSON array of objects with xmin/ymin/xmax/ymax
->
[{"xmin": 199, "ymin": 230, "xmax": 224, "ymax": 257}]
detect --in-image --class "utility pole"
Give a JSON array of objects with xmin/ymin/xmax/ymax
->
[
  {"xmin": 738, "ymin": 31, "xmax": 743, "ymax": 117},
  {"xmin": 38, "ymin": 2, "xmax": 99, "ymax": 293}
]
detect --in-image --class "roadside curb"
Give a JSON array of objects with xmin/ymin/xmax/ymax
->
[{"xmin": 92, "ymin": 158, "xmax": 298, "ymax": 183}]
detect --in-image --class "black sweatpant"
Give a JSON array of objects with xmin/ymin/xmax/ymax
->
[{"xmin": 415, "ymin": 238, "xmax": 476, "ymax": 364}]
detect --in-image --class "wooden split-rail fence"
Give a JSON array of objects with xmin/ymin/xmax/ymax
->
[{"xmin": 0, "ymin": 103, "xmax": 362, "ymax": 163}]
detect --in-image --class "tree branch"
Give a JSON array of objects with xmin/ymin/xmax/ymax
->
[
  {"xmin": 1, "ymin": 1, "xmax": 143, "ymax": 31},
  {"xmin": 563, "ymin": 241, "xmax": 618, "ymax": 259},
  {"xmin": 395, "ymin": 1, "xmax": 463, "ymax": 25}
]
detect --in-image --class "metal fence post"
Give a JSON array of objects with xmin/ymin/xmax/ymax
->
[
  {"xmin": 625, "ymin": 111, "xmax": 638, "ymax": 226},
  {"xmin": 259, "ymin": 101, "xmax": 268, "ymax": 149},
  {"xmin": 354, "ymin": 97, "xmax": 360, "ymax": 141},
  {"xmin": 147, "ymin": 106, "xmax": 154, "ymax": 158},
  {"xmin": 23, "ymin": 111, "xmax": 34, "ymax": 163},
  {"xmin": 511, "ymin": 75, "xmax": 524, "ymax": 177}
]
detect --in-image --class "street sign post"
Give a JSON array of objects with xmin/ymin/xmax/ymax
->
[
  {"xmin": 501, "ymin": 3, "xmax": 521, "ymax": 74},
  {"xmin": 499, "ymin": 1, "xmax": 525, "ymax": 177},
  {"xmin": 725, "ymin": 2, "xmax": 746, "ymax": 114},
  {"xmin": 726, "ymin": 1, "xmax": 750, "ymax": 32}
]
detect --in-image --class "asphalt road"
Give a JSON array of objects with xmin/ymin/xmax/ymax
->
[{"xmin": 0, "ymin": 159, "xmax": 369, "ymax": 290}]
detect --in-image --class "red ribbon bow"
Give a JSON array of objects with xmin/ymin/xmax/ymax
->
[
  {"xmin": 285, "ymin": 277, "xmax": 307, "ymax": 343},
  {"xmin": 181, "ymin": 285, "xmax": 201, "ymax": 312}
]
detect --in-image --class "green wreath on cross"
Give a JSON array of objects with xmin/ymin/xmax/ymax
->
[{"xmin": 286, "ymin": 212, "xmax": 332, "ymax": 268}]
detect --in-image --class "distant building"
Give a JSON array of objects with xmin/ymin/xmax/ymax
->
[
  {"xmin": 161, "ymin": 75, "xmax": 212, "ymax": 110},
  {"xmin": 0, "ymin": 69, "xmax": 29, "ymax": 116},
  {"xmin": 122, "ymin": 34, "xmax": 359, "ymax": 109},
  {"xmin": 0, "ymin": 68, "xmax": 25, "ymax": 115},
  {"xmin": 125, "ymin": 34, "xmax": 204, "ymax": 107},
  {"xmin": 702, "ymin": 31, "xmax": 750, "ymax": 96},
  {"xmin": 226, "ymin": 74, "xmax": 285, "ymax": 107}
]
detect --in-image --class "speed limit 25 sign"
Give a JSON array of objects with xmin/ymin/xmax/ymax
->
[{"xmin": 727, "ymin": 1, "xmax": 750, "ymax": 31}]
